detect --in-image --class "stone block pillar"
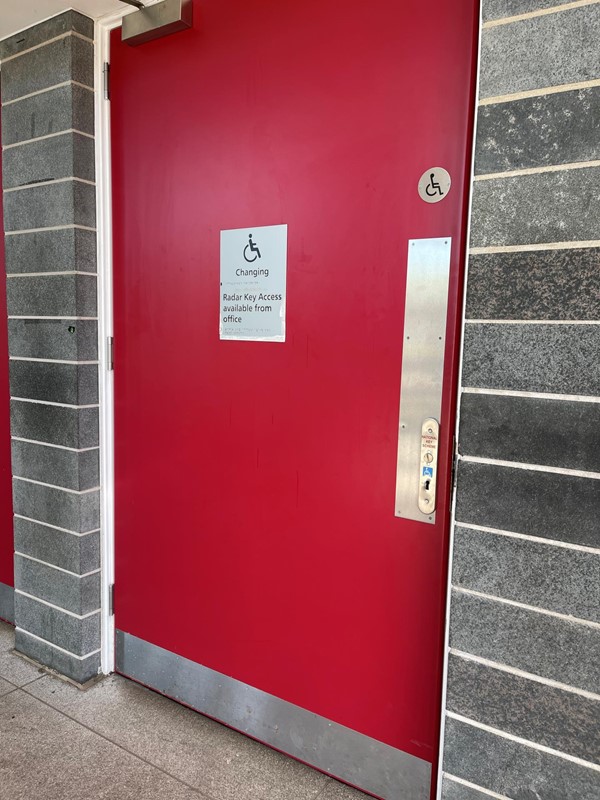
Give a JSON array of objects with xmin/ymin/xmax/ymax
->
[{"xmin": 1, "ymin": 11, "xmax": 100, "ymax": 683}]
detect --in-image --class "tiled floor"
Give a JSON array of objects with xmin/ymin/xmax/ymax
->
[{"xmin": 0, "ymin": 621, "xmax": 370, "ymax": 800}]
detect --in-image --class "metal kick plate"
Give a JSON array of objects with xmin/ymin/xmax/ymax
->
[{"xmin": 395, "ymin": 237, "xmax": 451, "ymax": 524}]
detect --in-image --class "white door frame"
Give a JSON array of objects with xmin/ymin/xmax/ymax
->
[{"xmin": 95, "ymin": 0, "xmax": 161, "ymax": 675}]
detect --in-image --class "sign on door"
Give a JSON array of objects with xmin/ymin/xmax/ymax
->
[{"xmin": 220, "ymin": 224, "xmax": 287, "ymax": 342}]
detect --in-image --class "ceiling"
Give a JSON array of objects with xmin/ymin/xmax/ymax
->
[{"xmin": 0, "ymin": 1, "xmax": 125, "ymax": 42}]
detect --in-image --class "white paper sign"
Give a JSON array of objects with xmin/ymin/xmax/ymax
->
[{"xmin": 220, "ymin": 224, "xmax": 287, "ymax": 342}]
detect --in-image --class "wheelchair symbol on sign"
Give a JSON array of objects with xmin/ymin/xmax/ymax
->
[
  {"xmin": 425, "ymin": 173, "xmax": 444, "ymax": 198},
  {"xmin": 243, "ymin": 234, "xmax": 261, "ymax": 263},
  {"xmin": 418, "ymin": 167, "xmax": 451, "ymax": 204}
]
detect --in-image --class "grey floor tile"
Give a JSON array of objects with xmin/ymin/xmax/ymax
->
[
  {"xmin": 0, "ymin": 689, "xmax": 203, "ymax": 800},
  {"xmin": 318, "ymin": 778, "xmax": 374, "ymax": 799},
  {"xmin": 27, "ymin": 673, "xmax": 329, "ymax": 800},
  {"xmin": 0, "ymin": 621, "xmax": 44, "ymax": 686},
  {"xmin": 0, "ymin": 676, "xmax": 17, "ymax": 697}
]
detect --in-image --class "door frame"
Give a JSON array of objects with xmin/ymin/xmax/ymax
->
[
  {"xmin": 433, "ymin": 5, "xmax": 482, "ymax": 796},
  {"xmin": 95, "ymin": 0, "xmax": 167, "ymax": 676},
  {"xmin": 93, "ymin": 6, "xmax": 481, "ymax": 796}
]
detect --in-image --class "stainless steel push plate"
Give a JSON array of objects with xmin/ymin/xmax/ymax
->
[{"xmin": 395, "ymin": 238, "xmax": 451, "ymax": 524}]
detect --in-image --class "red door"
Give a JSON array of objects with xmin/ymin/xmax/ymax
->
[
  {"xmin": 111, "ymin": 3, "xmax": 478, "ymax": 797},
  {"xmin": 0, "ymin": 104, "xmax": 14, "ymax": 621}
]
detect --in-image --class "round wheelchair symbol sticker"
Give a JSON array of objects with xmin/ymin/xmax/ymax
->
[{"xmin": 418, "ymin": 167, "xmax": 451, "ymax": 204}]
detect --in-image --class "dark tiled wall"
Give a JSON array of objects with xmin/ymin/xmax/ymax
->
[
  {"xmin": 0, "ymin": 12, "xmax": 100, "ymax": 683},
  {"xmin": 442, "ymin": 1, "xmax": 600, "ymax": 798}
]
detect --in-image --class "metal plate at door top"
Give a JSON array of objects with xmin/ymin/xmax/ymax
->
[{"xmin": 110, "ymin": 0, "xmax": 479, "ymax": 795}]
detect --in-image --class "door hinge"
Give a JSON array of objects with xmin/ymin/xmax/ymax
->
[
  {"xmin": 108, "ymin": 584, "xmax": 115, "ymax": 616},
  {"xmin": 107, "ymin": 336, "xmax": 114, "ymax": 371},
  {"xmin": 103, "ymin": 61, "xmax": 111, "ymax": 101},
  {"xmin": 451, "ymin": 440, "xmax": 459, "ymax": 490},
  {"xmin": 449, "ymin": 437, "xmax": 459, "ymax": 512}
]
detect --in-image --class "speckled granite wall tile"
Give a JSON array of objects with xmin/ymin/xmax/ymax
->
[
  {"xmin": 443, "ymin": 716, "xmax": 600, "ymax": 799},
  {"xmin": 15, "ymin": 593, "xmax": 100, "ymax": 656},
  {"xmin": 449, "ymin": 590, "xmax": 600, "ymax": 693},
  {"xmin": 476, "ymin": 89, "xmax": 600, "ymax": 174},
  {"xmin": 0, "ymin": 10, "xmax": 92, "ymax": 60},
  {"xmin": 1, "ymin": 36, "xmax": 93, "ymax": 104},
  {"xmin": 15, "ymin": 630, "xmax": 99, "ymax": 683},
  {"xmin": 9, "ymin": 361, "xmax": 98, "ymax": 405},
  {"xmin": 479, "ymin": 5, "xmax": 600, "ymax": 99},
  {"xmin": 459, "ymin": 393, "xmax": 600, "ymax": 471},
  {"xmin": 14, "ymin": 554, "xmax": 99, "ymax": 616},
  {"xmin": 7, "ymin": 274, "xmax": 97, "ymax": 318},
  {"xmin": 12, "ymin": 480, "xmax": 99, "ymax": 534},
  {"xmin": 10, "ymin": 401, "xmax": 98, "ymax": 449},
  {"xmin": 12, "ymin": 440, "xmax": 99, "ymax": 492},
  {"xmin": 461, "ymin": 324, "xmax": 600, "ymax": 395},
  {"xmin": 441, "ymin": 776, "xmax": 492, "ymax": 800},
  {"xmin": 3, "ymin": 180, "xmax": 96, "ymax": 231},
  {"xmin": 14, "ymin": 517, "xmax": 99, "ymax": 574},
  {"xmin": 447, "ymin": 654, "xmax": 600, "ymax": 763},
  {"xmin": 471, "ymin": 167, "xmax": 600, "ymax": 248},
  {"xmin": 455, "ymin": 461, "xmax": 600, "ymax": 549},
  {"xmin": 1, "ymin": 84, "xmax": 94, "ymax": 147},
  {"xmin": 4, "ymin": 227, "xmax": 96, "ymax": 274},
  {"xmin": 8, "ymin": 319, "xmax": 97, "ymax": 362},
  {"xmin": 3, "ymin": 132, "xmax": 95, "ymax": 189},
  {"xmin": 482, "ymin": 0, "xmax": 564, "ymax": 23},
  {"xmin": 465, "ymin": 249, "xmax": 600, "ymax": 321},
  {"xmin": 453, "ymin": 526, "xmax": 600, "ymax": 622}
]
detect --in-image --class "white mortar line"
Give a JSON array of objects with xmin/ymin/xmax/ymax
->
[
  {"xmin": 450, "ymin": 649, "xmax": 600, "ymax": 701},
  {"xmin": 470, "ymin": 240, "xmax": 600, "ymax": 253},
  {"xmin": 446, "ymin": 712, "xmax": 600, "ymax": 771},
  {"xmin": 9, "ymin": 316, "xmax": 98, "ymax": 320},
  {"xmin": 10, "ymin": 358, "xmax": 99, "ymax": 365},
  {"xmin": 13, "ymin": 476, "xmax": 100, "ymax": 495},
  {"xmin": 5, "ymin": 224, "xmax": 96, "ymax": 235},
  {"xmin": 11, "ymin": 398, "xmax": 99, "ymax": 409},
  {"xmin": 16, "ymin": 628, "xmax": 101, "ymax": 660},
  {"xmin": 15, "ymin": 590, "xmax": 101, "ymax": 619},
  {"xmin": 465, "ymin": 319, "xmax": 600, "ymax": 325},
  {"xmin": 479, "ymin": 78, "xmax": 600, "ymax": 107},
  {"xmin": 16, "ymin": 553, "xmax": 100, "ymax": 579},
  {"xmin": 483, "ymin": 0, "xmax": 600, "ymax": 28},
  {"xmin": 453, "ymin": 586, "xmax": 600, "ymax": 630},
  {"xmin": 455, "ymin": 521, "xmax": 600, "ymax": 555},
  {"xmin": 475, "ymin": 159, "xmax": 600, "ymax": 181},
  {"xmin": 4, "ymin": 176, "xmax": 96, "ymax": 193},
  {"xmin": 2, "ymin": 81, "xmax": 94, "ymax": 107},
  {"xmin": 0, "ymin": 30, "xmax": 94, "ymax": 64},
  {"xmin": 460, "ymin": 454, "xmax": 600, "ymax": 480},
  {"xmin": 14, "ymin": 514, "xmax": 99, "ymax": 537},
  {"xmin": 443, "ymin": 775, "xmax": 511, "ymax": 800},
  {"xmin": 2, "ymin": 130, "xmax": 94, "ymax": 150},
  {"xmin": 6, "ymin": 271, "xmax": 97, "ymax": 277},
  {"xmin": 11, "ymin": 357, "xmax": 99, "ymax": 366},
  {"xmin": 12, "ymin": 437, "xmax": 99, "ymax": 454},
  {"xmin": 462, "ymin": 386, "xmax": 600, "ymax": 403}
]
